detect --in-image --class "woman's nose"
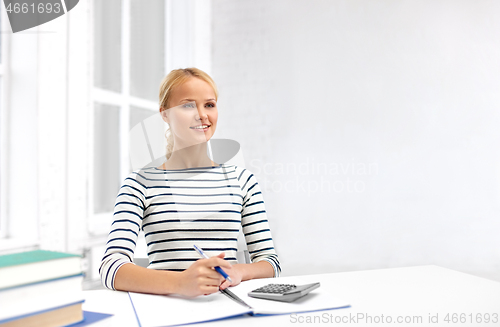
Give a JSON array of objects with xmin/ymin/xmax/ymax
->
[{"xmin": 197, "ymin": 106, "xmax": 208, "ymax": 120}]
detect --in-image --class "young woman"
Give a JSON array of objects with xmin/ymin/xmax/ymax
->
[{"xmin": 100, "ymin": 68, "xmax": 280, "ymax": 297}]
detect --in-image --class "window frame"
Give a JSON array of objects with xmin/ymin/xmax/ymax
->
[
  {"xmin": 87, "ymin": 0, "xmax": 163, "ymax": 236},
  {"xmin": 0, "ymin": 1, "xmax": 9, "ymax": 239},
  {"xmin": 86, "ymin": 0, "xmax": 213, "ymax": 238},
  {"xmin": 0, "ymin": 6, "xmax": 40, "ymax": 252}
]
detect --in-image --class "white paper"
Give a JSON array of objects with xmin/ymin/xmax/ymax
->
[
  {"xmin": 128, "ymin": 277, "xmax": 350, "ymax": 326},
  {"xmin": 128, "ymin": 291, "xmax": 251, "ymax": 327}
]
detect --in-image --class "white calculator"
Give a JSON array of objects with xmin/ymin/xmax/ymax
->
[{"xmin": 248, "ymin": 282, "xmax": 320, "ymax": 302}]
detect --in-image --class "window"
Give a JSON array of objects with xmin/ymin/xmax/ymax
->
[
  {"xmin": 0, "ymin": 0, "xmax": 209, "ymax": 271},
  {"xmin": 89, "ymin": 0, "xmax": 166, "ymax": 234},
  {"xmin": 0, "ymin": 2, "xmax": 7, "ymax": 239},
  {"xmin": 0, "ymin": 4, "xmax": 39, "ymax": 251}
]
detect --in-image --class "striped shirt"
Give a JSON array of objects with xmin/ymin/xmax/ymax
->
[{"xmin": 99, "ymin": 164, "xmax": 281, "ymax": 290}]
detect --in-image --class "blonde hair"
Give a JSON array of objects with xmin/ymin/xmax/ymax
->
[{"xmin": 159, "ymin": 68, "xmax": 219, "ymax": 160}]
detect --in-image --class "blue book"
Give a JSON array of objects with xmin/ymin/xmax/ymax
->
[
  {"xmin": 67, "ymin": 310, "xmax": 114, "ymax": 327},
  {"xmin": 0, "ymin": 274, "xmax": 85, "ymax": 324},
  {"xmin": 0, "ymin": 300, "xmax": 85, "ymax": 327}
]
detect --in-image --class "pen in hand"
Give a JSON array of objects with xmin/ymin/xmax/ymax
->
[{"xmin": 193, "ymin": 244, "xmax": 233, "ymax": 283}]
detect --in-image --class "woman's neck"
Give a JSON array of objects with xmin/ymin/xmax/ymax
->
[{"xmin": 162, "ymin": 142, "xmax": 216, "ymax": 169}]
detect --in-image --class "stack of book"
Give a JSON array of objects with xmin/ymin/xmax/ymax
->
[{"xmin": 0, "ymin": 250, "xmax": 84, "ymax": 327}]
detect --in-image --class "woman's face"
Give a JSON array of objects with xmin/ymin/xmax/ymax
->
[{"xmin": 162, "ymin": 77, "xmax": 218, "ymax": 148}]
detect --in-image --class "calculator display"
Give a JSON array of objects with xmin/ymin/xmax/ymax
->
[{"xmin": 251, "ymin": 284, "xmax": 296, "ymax": 294}]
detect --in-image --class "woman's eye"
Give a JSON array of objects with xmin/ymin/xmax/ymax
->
[
  {"xmin": 182, "ymin": 103, "xmax": 196, "ymax": 109},
  {"xmin": 206, "ymin": 103, "xmax": 215, "ymax": 108}
]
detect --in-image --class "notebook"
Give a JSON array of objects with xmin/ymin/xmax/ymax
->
[{"xmin": 128, "ymin": 277, "xmax": 350, "ymax": 326}]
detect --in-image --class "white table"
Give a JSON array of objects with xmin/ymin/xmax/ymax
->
[{"xmin": 83, "ymin": 265, "xmax": 500, "ymax": 326}]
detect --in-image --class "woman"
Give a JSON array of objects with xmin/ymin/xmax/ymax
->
[{"xmin": 100, "ymin": 68, "xmax": 280, "ymax": 297}]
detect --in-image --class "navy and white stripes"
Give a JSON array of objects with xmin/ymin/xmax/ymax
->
[{"xmin": 100, "ymin": 164, "xmax": 281, "ymax": 290}]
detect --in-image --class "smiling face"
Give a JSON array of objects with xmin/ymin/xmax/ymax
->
[{"xmin": 161, "ymin": 77, "xmax": 218, "ymax": 149}]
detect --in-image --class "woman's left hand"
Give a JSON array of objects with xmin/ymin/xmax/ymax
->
[{"xmin": 219, "ymin": 264, "xmax": 244, "ymax": 290}]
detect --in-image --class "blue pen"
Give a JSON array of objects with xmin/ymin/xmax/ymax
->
[{"xmin": 193, "ymin": 244, "xmax": 233, "ymax": 283}]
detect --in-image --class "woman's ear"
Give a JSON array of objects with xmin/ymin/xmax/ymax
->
[{"xmin": 160, "ymin": 107, "xmax": 169, "ymax": 123}]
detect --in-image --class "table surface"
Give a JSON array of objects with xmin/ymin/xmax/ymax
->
[{"xmin": 83, "ymin": 265, "xmax": 500, "ymax": 327}]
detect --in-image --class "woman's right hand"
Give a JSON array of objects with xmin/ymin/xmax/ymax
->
[{"xmin": 175, "ymin": 252, "xmax": 232, "ymax": 297}]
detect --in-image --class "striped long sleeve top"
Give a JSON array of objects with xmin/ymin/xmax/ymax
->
[{"xmin": 99, "ymin": 163, "xmax": 281, "ymax": 290}]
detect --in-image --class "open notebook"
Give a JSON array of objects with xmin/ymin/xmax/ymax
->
[{"xmin": 128, "ymin": 277, "xmax": 350, "ymax": 327}]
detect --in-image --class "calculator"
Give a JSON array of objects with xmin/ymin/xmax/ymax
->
[{"xmin": 248, "ymin": 282, "xmax": 320, "ymax": 302}]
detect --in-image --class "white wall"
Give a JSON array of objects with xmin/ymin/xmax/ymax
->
[{"xmin": 211, "ymin": 0, "xmax": 500, "ymax": 280}]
